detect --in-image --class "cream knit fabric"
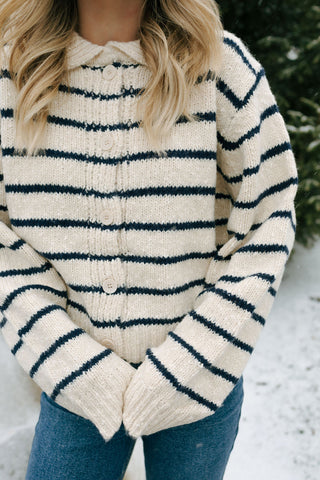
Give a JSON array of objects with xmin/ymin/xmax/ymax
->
[{"xmin": 0, "ymin": 30, "xmax": 298, "ymax": 441}]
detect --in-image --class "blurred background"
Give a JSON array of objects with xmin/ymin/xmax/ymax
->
[{"xmin": 1, "ymin": 1, "xmax": 319, "ymax": 479}]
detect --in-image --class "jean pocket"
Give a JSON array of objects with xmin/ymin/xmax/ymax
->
[{"xmin": 41, "ymin": 391, "xmax": 79, "ymax": 417}]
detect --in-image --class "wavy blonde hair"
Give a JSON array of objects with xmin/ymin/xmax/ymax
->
[{"xmin": 0, "ymin": 0, "xmax": 223, "ymax": 156}]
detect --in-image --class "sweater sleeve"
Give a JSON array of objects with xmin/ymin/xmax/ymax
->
[
  {"xmin": 122, "ymin": 33, "xmax": 299, "ymax": 438},
  {"xmin": 0, "ymin": 149, "xmax": 136, "ymax": 442}
]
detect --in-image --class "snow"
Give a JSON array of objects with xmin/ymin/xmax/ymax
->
[{"xmin": 1, "ymin": 239, "xmax": 319, "ymax": 480}]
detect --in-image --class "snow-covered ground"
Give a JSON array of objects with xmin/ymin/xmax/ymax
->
[{"xmin": 1, "ymin": 239, "xmax": 319, "ymax": 480}]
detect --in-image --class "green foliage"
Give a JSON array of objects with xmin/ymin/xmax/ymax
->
[{"xmin": 218, "ymin": 0, "xmax": 320, "ymax": 247}]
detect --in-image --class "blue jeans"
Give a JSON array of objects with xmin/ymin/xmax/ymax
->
[{"xmin": 25, "ymin": 373, "xmax": 244, "ymax": 480}]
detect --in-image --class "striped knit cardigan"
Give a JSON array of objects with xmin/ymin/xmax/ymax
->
[{"xmin": 0, "ymin": 29, "xmax": 298, "ymax": 441}]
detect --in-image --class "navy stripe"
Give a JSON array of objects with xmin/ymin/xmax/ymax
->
[
  {"xmin": 212, "ymin": 241, "xmax": 289, "ymax": 259},
  {"xmin": 36, "ymin": 248, "xmax": 218, "ymax": 265},
  {"xmin": 208, "ymin": 285, "xmax": 256, "ymax": 314},
  {"xmin": 65, "ymin": 297, "xmax": 184, "ymax": 328},
  {"xmin": 2, "ymin": 63, "xmax": 135, "ymax": 84},
  {"xmin": 11, "ymin": 339, "xmax": 23, "ymax": 355},
  {"xmin": 5, "ymin": 238, "xmax": 25, "ymax": 250},
  {"xmin": 269, "ymin": 209, "xmax": 296, "ymax": 232},
  {"xmin": 216, "ymin": 164, "xmax": 242, "ymax": 185},
  {"xmin": 49, "ymin": 109, "xmax": 215, "ymax": 131},
  {"xmin": 50, "ymin": 349, "xmax": 112, "ymax": 401},
  {"xmin": 80, "ymin": 61, "xmax": 139, "ymax": 71},
  {"xmin": 186, "ymin": 298, "xmax": 267, "ymax": 328},
  {"xmin": 216, "ymin": 68, "xmax": 265, "ymax": 110},
  {"xmin": 233, "ymin": 210, "xmax": 296, "ymax": 238},
  {"xmin": 10, "ymin": 304, "xmax": 67, "ymax": 355},
  {"xmin": 215, "ymin": 218, "xmax": 229, "ymax": 228},
  {"xmin": 268, "ymin": 286, "xmax": 277, "ymax": 297},
  {"xmin": 234, "ymin": 176, "xmax": 298, "ymax": 210},
  {"xmin": 6, "ymin": 183, "xmax": 215, "ymax": 199},
  {"xmin": 217, "ymin": 104, "xmax": 279, "ymax": 151},
  {"xmin": 0, "ymin": 263, "xmax": 51, "ymax": 278},
  {"xmin": 237, "ymin": 244, "xmax": 289, "ymax": 256},
  {"xmin": 68, "ymin": 276, "xmax": 205, "ymax": 296},
  {"xmin": 204, "ymin": 270, "xmax": 279, "ymax": 312},
  {"xmin": 146, "ymin": 348, "xmax": 219, "ymax": 411},
  {"xmin": 215, "ymin": 192, "xmax": 232, "ymax": 201},
  {"xmin": 217, "ymin": 272, "xmax": 275, "ymax": 284},
  {"xmin": 203, "ymin": 271, "xmax": 274, "ymax": 292},
  {"xmin": 168, "ymin": 331, "xmax": 238, "ymax": 384},
  {"xmin": 91, "ymin": 315, "xmax": 183, "ymax": 329},
  {"xmin": 58, "ymin": 78, "xmax": 138, "ymax": 102},
  {"xmin": 30, "ymin": 328, "xmax": 85, "ymax": 378},
  {"xmin": 1, "ymin": 145, "xmax": 216, "ymax": 166},
  {"xmin": 251, "ymin": 311, "xmax": 266, "ymax": 326},
  {"xmin": 118, "ymin": 316, "xmax": 183, "ymax": 329},
  {"xmin": 1, "ymin": 107, "xmax": 215, "ymax": 133},
  {"xmin": 189, "ymin": 310, "xmax": 253, "ymax": 353},
  {"xmin": 218, "ymin": 124, "xmax": 260, "ymax": 152},
  {"xmin": 260, "ymin": 141, "xmax": 292, "ymax": 163},
  {"xmin": 1, "ymin": 284, "xmax": 67, "ymax": 312},
  {"xmin": 17, "ymin": 304, "xmax": 66, "ymax": 337},
  {"xmin": 228, "ymin": 210, "xmax": 296, "ymax": 245},
  {"xmin": 217, "ymin": 141, "xmax": 292, "ymax": 186},
  {"xmin": 9, "ymin": 217, "xmax": 217, "ymax": 232},
  {"xmin": 223, "ymin": 37, "xmax": 257, "ymax": 75},
  {"xmin": 0, "ymin": 314, "xmax": 8, "ymax": 329},
  {"xmin": 65, "ymin": 298, "xmax": 89, "ymax": 317}
]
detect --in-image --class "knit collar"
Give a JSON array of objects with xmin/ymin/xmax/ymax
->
[{"xmin": 66, "ymin": 30, "xmax": 147, "ymax": 70}]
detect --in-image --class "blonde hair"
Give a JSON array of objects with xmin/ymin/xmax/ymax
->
[{"xmin": 0, "ymin": 0, "xmax": 224, "ymax": 156}]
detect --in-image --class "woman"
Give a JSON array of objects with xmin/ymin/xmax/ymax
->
[{"xmin": 0, "ymin": 0, "xmax": 298, "ymax": 479}]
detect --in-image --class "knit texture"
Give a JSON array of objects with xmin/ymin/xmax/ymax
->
[{"xmin": 0, "ymin": 30, "xmax": 298, "ymax": 441}]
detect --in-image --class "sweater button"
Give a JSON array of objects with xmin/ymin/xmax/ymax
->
[
  {"xmin": 104, "ymin": 136, "xmax": 114, "ymax": 151},
  {"xmin": 102, "ymin": 337, "xmax": 115, "ymax": 350},
  {"xmin": 101, "ymin": 210, "xmax": 113, "ymax": 225},
  {"xmin": 103, "ymin": 65, "xmax": 117, "ymax": 80},
  {"xmin": 102, "ymin": 276, "xmax": 118, "ymax": 294}
]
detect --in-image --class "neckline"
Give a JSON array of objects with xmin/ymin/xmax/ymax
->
[
  {"xmin": 66, "ymin": 30, "xmax": 146, "ymax": 70},
  {"xmin": 75, "ymin": 29, "xmax": 141, "ymax": 47}
]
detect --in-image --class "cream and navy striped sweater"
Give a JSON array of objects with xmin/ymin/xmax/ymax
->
[{"xmin": 0, "ymin": 29, "xmax": 298, "ymax": 441}]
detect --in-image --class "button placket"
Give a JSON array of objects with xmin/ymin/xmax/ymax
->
[
  {"xmin": 99, "ymin": 63, "xmax": 127, "ymax": 329},
  {"xmin": 99, "ymin": 73, "xmax": 117, "ymax": 295}
]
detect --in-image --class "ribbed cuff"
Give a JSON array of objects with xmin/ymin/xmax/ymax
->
[
  {"xmin": 122, "ymin": 376, "xmax": 160, "ymax": 438},
  {"xmin": 122, "ymin": 358, "xmax": 176, "ymax": 438},
  {"xmin": 57, "ymin": 352, "xmax": 136, "ymax": 442}
]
